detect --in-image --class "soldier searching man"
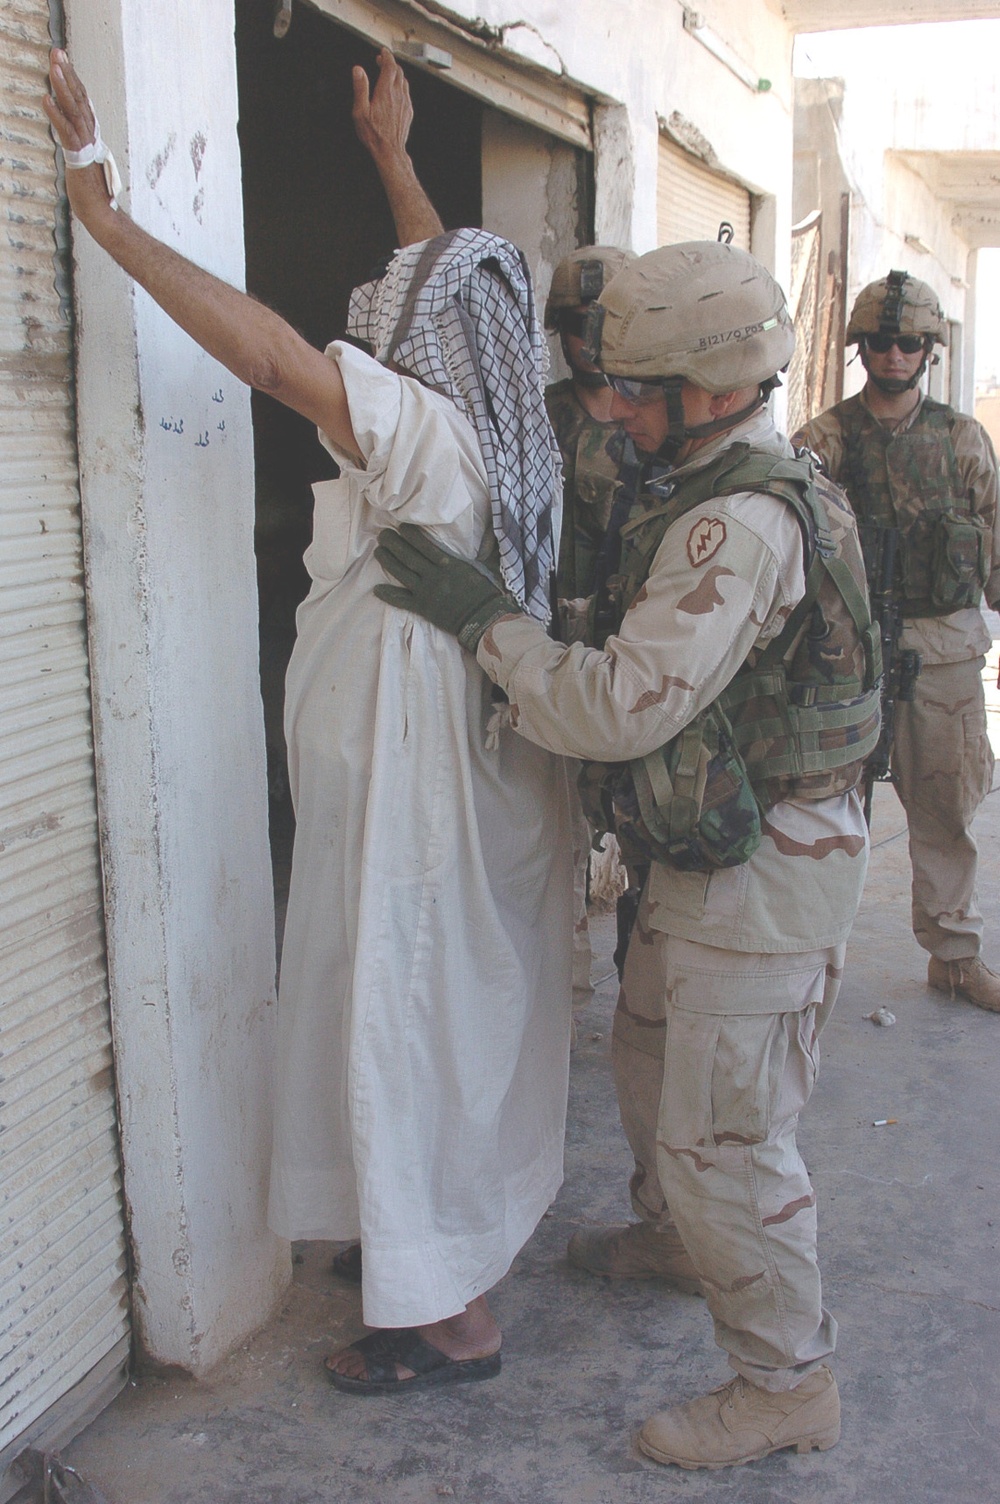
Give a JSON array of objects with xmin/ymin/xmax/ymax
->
[
  {"xmin": 375, "ymin": 242, "xmax": 881, "ymax": 1469},
  {"xmin": 796, "ymin": 272, "xmax": 1000, "ymax": 1014}
]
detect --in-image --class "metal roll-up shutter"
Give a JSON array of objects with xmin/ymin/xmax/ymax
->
[
  {"xmin": 657, "ymin": 134, "xmax": 751, "ymax": 248},
  {"xmin": 0, "ymin": 3, "xmax": 130, "ymax": 1486}
]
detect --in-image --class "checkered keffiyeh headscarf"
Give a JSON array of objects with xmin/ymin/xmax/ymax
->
[{"xmin": 348, "ymin": 227, "xmax": 561, "ymax": 623}]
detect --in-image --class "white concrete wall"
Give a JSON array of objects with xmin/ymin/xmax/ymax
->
[
  {"xmin": 795, "ymin": 20, "xmax": 1000, "ymax": 409},
  {"xmin": 481, "ymin": 110, "xmax": 580, "ymax": 307},
  {"xmin": 481, "ymin": 109, "xmax": 583, "ymax": 381},
  {"xmin": 840, "ymin": 150, "xmax": 972, "ymax": 402},
  {"xmin": 66, "ymin": 0, "xmax": 288, "ymax": 1373},
  {"xmin": 439, "ymin": 0, "xmax": 796, "ymax": 285}
]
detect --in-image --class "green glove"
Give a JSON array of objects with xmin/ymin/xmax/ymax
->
[{"xmin": 374, "ymin": 523, "xmax": 525, "ymax": 652}]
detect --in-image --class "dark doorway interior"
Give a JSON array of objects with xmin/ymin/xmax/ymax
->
[{"xmin": 234, "ymin": 1, "xmax": 482, "ymax": 935}]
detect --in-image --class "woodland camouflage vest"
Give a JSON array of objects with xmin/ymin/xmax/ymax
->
[
  {"xmin": 547, "ymin": 380, "xmax": 629, "ymax": 598},
  {"xmin": 835, "ymin": 394, "xmax": 989, "ymax": 616}
]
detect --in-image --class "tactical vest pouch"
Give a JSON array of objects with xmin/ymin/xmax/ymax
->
[
  {"xmin": 926, "ymin": 509, "xmax": 989, "ymax": 610},
  {"xmin": 610, "ymin": 702, "xmax": 763, "ymax": 872}
]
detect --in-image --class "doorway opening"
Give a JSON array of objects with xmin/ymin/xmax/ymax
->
[{"xmin": 234, "ymin": 1, "xmax": 483, "ymax": 939}]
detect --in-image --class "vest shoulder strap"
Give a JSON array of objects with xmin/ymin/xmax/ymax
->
[
  {"xmin": 625, "ymin": 442, "xmax": 827, "ymax": 571},
  {"xmin": 617, "ymin": 445, "xmax": 812, "ymax": 613},
  {"xmin": 918, "ymin": 395, "xmax": 956, "ymax": 428}
]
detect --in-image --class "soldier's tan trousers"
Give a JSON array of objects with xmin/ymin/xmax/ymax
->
[
  {"xmin": 614, "ymin": 893, "xmax": 844, "ymax": 1392},
  {"xmin": 891, "ymin": 655, "xmax": 994, "ymax": 962}
]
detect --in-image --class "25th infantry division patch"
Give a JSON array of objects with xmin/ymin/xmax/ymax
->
[{"xmin": 686, "ymin": 517, "xmax": 727, "ymax": 568}]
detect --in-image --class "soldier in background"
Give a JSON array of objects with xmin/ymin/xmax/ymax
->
[
  {"xmin": 544, "ymin": 247, "xmax": 638, "ymax": 999},
  {"xmin": 795, "ymin": 272, "xmax": 1000, "ymax": 1013},
  {"xmin": 544, "ymin": 247, "xmax": 636, "ymax": 598}
]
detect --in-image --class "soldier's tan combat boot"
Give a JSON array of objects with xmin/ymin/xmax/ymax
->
[
  {"xmin": 638, "ymin": 1367, "xmax": 840, "ymax": 1470},
  {"xmin": 566, "ymin": 1221, "xmax": 702, "ymax": 1294},
  {"xmin": 928, "ymin": 956, "xmax": 1000, "ymax": 1013}
]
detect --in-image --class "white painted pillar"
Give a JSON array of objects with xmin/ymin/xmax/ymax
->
[
  {"xmin": 481, "ymin": 109, "xmax": 581, "ymax": 311},
  {"xmin": 66, "ymin": 0, "xmax": 289, "ymax": 1371},
  {"xmin": 962, "ymin": 247, "xmax": 978, "ymax": 416},
  {"xmin": 593, "ymin": 102, "xmax": 637, "ymax": 252}
]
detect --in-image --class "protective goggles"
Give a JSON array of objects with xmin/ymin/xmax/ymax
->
[
  {"xmin": 606, "ymin": 374, "xmax": 666, "ymax": 405},
  {"xmin": 863, "ymin": 332, "xmax": 928, "ymax": 355}
]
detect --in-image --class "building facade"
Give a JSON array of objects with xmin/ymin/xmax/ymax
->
[{"xmin": 2, "ymin": 0, "xmax": 998, "ymax": 1485}]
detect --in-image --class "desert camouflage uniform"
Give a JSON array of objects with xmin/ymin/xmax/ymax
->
[
  {"xmin": 797, "ymin": 392, "xmax": 1000, "ymax": 962},
  {"xmin": 475, "ymin": 408, "xmax": 870, "ymax": 1391}
]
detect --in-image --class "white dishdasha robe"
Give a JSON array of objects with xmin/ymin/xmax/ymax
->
[{"xmin": 267, "ymin": 342, "xmax": 575, "ymax": 1328}]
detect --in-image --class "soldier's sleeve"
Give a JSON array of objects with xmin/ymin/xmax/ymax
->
[
  {"xmin": 953, "ymin": 416, "xmax": 1000, "ymax": 607},
  {"xmin": 475, "ymin": 494, "xmax": 803, "ymax": 764},
  {"xmin": 791, "ymin": 409, "xmax": 845, "ymax": 482}
]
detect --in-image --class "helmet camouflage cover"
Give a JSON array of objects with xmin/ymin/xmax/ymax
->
[
  {"xmin": 544, "ymin": 245, "xmax": 636, "ymax": 329},
  {"xmin": 587, "ymin": 241, "xmax": 796, "ymax": 393},
  {"xmin": 846, "ymin": 270, "xmax": 948, "ymax": 347}
]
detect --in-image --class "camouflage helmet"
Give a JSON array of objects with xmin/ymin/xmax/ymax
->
[
  {"xmin": 544, "ymin": 245, "xmax": 636, "ymax": 329},
  {"xmin": 587, "ymin": 241, "xmax": 796, "ymax": 393},
  {"xmin": 846, "ymin": 271, "xmax": 948, "ymax": 347}
]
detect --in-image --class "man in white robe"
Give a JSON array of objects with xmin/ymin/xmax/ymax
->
[{"xmin": 46, "ymin": 51, "xmax": 573, "ymax": 1395}]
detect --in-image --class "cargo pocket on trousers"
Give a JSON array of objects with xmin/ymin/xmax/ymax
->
[
  {"xmin": 708, "ymin": 1014, "xmax": 785, "ymax": 1149},
  {"xmin": 660, "ymin": 1009, "xmax": 784, "ymax": 1157},
  {"xmin": 961, "ymin": 710, "xmax": 995, "ymax": 824},
  {"xmin": 660, "ymin": 999, "xmax": 823, "ymax": 1170}
]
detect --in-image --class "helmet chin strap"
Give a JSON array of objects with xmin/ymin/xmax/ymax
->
[
  {"xmin": 652, "ymin": 376, "xmax": 769, "ymax": 463},
  {"xmin": 561, "ymin": 334, "xmax": 608, "ymax": 390}
]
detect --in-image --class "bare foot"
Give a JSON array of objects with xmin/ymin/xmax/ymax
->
[{"xmin": 326, "ymin": 1294, "xmax": 501, "ymax": 1381}]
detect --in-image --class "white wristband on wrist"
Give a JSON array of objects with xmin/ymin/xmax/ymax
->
[{"xmin": 62, "ymin": 102, "xmax": 122, "ymax": 210}]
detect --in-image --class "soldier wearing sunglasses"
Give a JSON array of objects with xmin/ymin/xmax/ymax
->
[{"xmin": 795, "ymin": 271, "xmax": 1000, "ymax": 1013}]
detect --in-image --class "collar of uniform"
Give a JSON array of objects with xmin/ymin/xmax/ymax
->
[
  {"xmin": 666, "ymin": 407, "xmax": 790, "ymax": 486},
  {"xmin": 860, "ymin": 384, "xmax": 925, "ymax": 436}
]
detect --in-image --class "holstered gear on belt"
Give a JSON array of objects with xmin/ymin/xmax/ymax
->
[
  {"xmin": 837, "ymin": 394, "xmax": 989, "ymax": 616},
  {"xmin": 581, "ymin": 444, "xmax": 882, "ymax": 872}
]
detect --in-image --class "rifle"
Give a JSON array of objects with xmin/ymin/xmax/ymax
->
[{"xmin": 861, "ymin": 524, "xmax": 922, "ymax": 826}]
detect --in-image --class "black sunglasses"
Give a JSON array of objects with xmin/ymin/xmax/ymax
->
[{"xmin": 864, "ymin": 332, "xmax": 928, "ymax": 355}]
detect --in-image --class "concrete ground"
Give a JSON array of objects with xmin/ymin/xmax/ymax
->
[{"xmin": 49, "ymin": 645, "xmax": 1000, "ymax": 1504}]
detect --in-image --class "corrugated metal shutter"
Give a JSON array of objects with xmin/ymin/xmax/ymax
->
[
  {"xmin": 0, "ymin": 1, "xmax": 130, "ymax": 1483},
  {"xmin": 657, "ymin": 134, "xmax": 752, "ymax": 248}
]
